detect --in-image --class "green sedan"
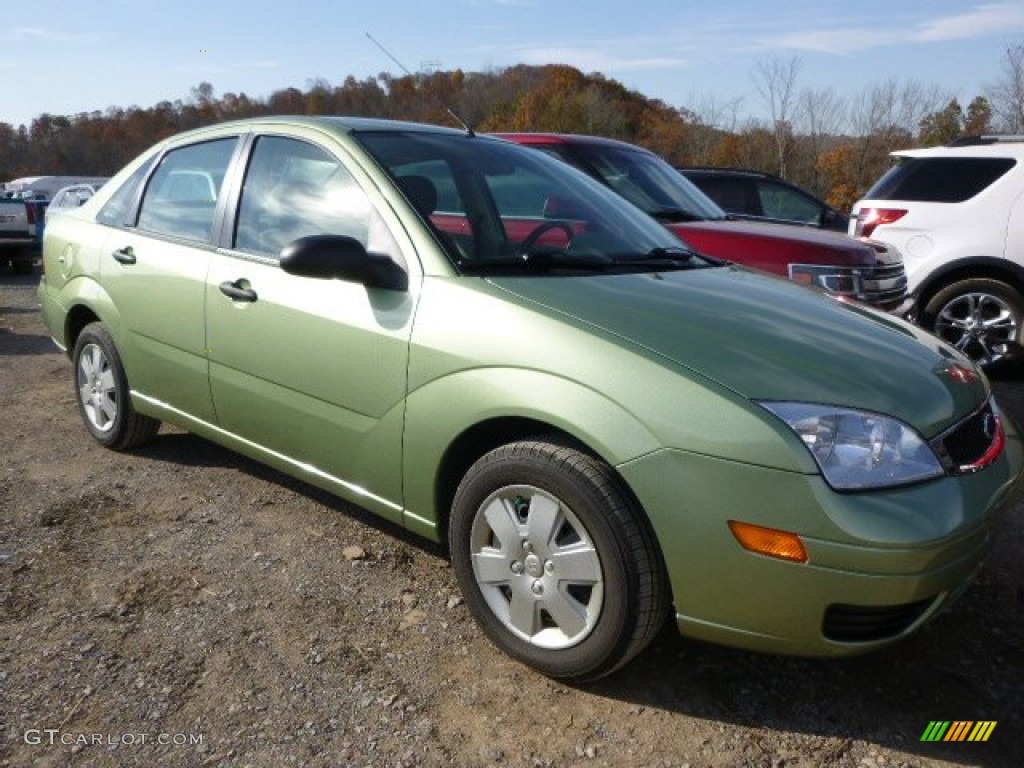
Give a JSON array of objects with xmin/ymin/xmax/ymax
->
[{"xmin": 38, "ymin": 117, "xmax": 1023, "ymax": 682}]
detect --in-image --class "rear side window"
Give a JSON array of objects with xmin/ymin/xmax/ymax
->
[
  {"xmin": 136, "ymin": 139, "xmax": 236, "ymax": 241},
  {"xmin": 866, "ymin": 157, "xmax": 1015, "ymax": 203},
  {"xmin": 97, "ymin": 157, "xmax": 157, "ymax": 227},
  {"xmin": 696, "ymin": 177, "xmax": 752, "ymax": 213},
  {"xmin": 756, "ymin": 180, "xmax": 823, "ymax": 224}
]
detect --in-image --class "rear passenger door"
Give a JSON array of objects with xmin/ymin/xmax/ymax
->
[{"xmin": 100, "ymin": 137, "xmax": 239, "ymax": 422}]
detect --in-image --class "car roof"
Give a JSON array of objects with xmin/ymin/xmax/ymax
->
[
  {"xmin": 163, "ymin": 116, "xmax": 474, "ymax": 146},
  {"xmin": 494, "ymin": 132, "xmax": 654, "ymax": 152},
  {"xmin": 678, "ymin": 167, "xmax": 787, "ymax": 181},
  {"xmin": 892, "ymin": 141, "xmax": 1024, "ymax": 160}
]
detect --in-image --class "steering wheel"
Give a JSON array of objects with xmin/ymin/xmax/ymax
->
[{"xmin": 518, "ymin": 221, "xmax": 575, "ymax": 254}]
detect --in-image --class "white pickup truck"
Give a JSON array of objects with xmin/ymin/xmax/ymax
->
[
  {"xmin": 0, "ymin": 193, "xmax": 40, "ymax": 275},
  {"xmin": 1, "ymin": 176, "xmax": 107, "ymax": 274}
]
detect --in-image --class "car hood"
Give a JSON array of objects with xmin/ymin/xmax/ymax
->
[
  {"xmin": 672, "ymin": 218, "xmax": 871, "ymax": 254},
  {"xmin": 488, "ymin": 265, "xmax": 985, "ymax": 437}
]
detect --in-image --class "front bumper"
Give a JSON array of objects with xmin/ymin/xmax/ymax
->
[{"xmin": 617, "ymin": 416, "xmax": 1023, "ymax": 657}]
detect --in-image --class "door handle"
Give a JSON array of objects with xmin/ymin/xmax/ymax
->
[
  {"xmin": 112, "ymin": 247, "xmax": 136, "ymax": 265},
  {"xmin": 219, "ymin": 279, "xmax": 258, "ymax": 302}
]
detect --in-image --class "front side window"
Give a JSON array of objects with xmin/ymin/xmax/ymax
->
[
  {"xmin": 234, "ymin": 135, "xmax": 397, "ymax": 260},
  {"xmin": 136, "ymin": 139, "xmax": 236, "ymax": 241}
]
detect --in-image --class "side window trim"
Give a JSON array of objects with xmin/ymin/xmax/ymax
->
[{"xmin": 214, "ymin": 132, "xmax": 256, "ymax": 250}]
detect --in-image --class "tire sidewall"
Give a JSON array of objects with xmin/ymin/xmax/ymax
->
[
  {"xmin": 924, "ymin": 279, "xmax": 1023, "ymax": 336},
  {"xmin": 450, "ymin": 445, "xmax": 636, "ymax": 680},
  {"xmin": 922, "ymin": 278, "xmax": 1024, "ymax": 364},
  {"xmin": 72, "ymin": 324, "xmax": 129, "ymax": 447}
]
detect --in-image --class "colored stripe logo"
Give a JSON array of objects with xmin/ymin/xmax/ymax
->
[{"xmin": 921, "ymin": 721, "xmax": 997, "ymax": 742}]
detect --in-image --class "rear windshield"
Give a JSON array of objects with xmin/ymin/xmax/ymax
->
[{"xmin": 866, "ymin": 157, "xmax": 1015, "ymax": 203}]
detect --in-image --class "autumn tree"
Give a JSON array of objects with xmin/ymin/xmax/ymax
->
[{"xmin": 919, "ymin": 99, "xmax": 964, "ymax": 146}]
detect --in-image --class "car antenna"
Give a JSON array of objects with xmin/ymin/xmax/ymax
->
[{"xmin": 365, "ymin": 32, "xmax": 475, "ymax": 137}]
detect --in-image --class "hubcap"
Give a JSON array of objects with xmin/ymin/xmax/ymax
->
[
  {"xmin": 77, "ymin": 343, "xmax": 118, "ymax": 433},
  {"xmin": 469, "ymin": 485, "xmax": 603, "ymax": 649},
  {"xmin": 935, "ymin": 292, "xmax": 1019, "ymax": 365}
]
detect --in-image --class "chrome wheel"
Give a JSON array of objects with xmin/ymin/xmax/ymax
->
[
  {"xmin": 470, "ymin": 484, "xmax": 603, "ymax": 650},
  {"xmin": 77, "ymin": 342, "xmax": 118, "ymax": 433},
  {"xmin": 934, "ymin": 291, "xmax": 1020, "ymax": 365}
]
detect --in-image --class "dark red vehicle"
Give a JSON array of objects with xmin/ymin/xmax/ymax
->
[{"xmin": 497, "ymin": 133, "xmax": 908, "ymax": 312}]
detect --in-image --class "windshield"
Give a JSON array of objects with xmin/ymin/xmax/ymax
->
[
  {"xmin": 355, "ymin": 130, "xmax": 706, "ymax": 273},
  {"xmin": 568, "ymin": 143, "xmax": 727, "ymax": 222}
]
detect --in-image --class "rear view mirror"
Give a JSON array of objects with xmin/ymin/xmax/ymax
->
[{"xmin": 279, "ymin": 235, "xmax": 408, "ymax": 291}]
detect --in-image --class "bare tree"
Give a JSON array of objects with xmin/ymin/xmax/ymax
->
[
  {"xmin": 684, "ymin": 92, "xmax": 745, "ymax": 165},
  {"xmin": 752, "ymin": 55, "xmax": 802, "ymax": 177},
  {"xmin": 988, "ymin": 44, "xmax": 1024, "ymax": 132},
  {"xmin": 795, "ymin": 87, "xmax": 848, "ymax": 192},
  {"xmin": 847, "ymin": 78, "xmax": 952, "ymax": 192}
]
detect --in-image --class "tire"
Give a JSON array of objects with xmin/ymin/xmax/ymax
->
[
  {"xmin": 71, "ymin": 323, "xmax": 160, "ymax": 450},
  {"xmin": 921, "ymin": 278, "xmax": 1024, "ymax": 366},
  {"xmin": 449, "ymin": 439, "xmax": 668, "ymax": 682}
]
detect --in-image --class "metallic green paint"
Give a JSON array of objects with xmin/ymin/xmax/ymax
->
[{"xmin": 36, "ymin": 116, "xmax": 1024, "ymax": 659}]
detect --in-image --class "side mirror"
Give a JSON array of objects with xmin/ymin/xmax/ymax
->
[{"xmin": 279, "ymin": 235, "xmax": 408, "ymax": 291}]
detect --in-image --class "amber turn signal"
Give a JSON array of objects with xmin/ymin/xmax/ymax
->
[{"xmin": 728, "ymin": 521, "xmax": 808, "ymax": 563}]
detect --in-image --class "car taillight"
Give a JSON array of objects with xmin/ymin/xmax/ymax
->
[
  {"xmin": 25, "ymin": 202, "xmax": 36, "ymax": 225},
  {"xmin": 855, "ymin": 207, "xmax": 906, "ymax": 238}
]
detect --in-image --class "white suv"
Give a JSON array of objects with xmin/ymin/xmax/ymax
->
[{"xmin": 850, "ymin": 136, "xmax": 1024, "ymax": 366}]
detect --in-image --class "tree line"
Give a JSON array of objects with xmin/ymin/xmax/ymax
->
[{"xmin": 2, "ymin": 44, "xmax": 1023, "ymax": 212}]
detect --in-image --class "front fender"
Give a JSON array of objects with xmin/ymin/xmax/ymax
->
[{"xmin": 401, "ymin": 366, "xmax": 662, "ymax": 535}]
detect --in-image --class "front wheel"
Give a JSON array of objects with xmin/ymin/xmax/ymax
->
[
  {"xmin": 72, "ymin": 323, "xmax": 160, "ymax": 450},
  {"xmin": 921, "ymin": 278, "xmax": 1024, "ymax": 367},
  {"xmin": 449, "ymin": 440, "xmax": 668, "ymax": 682}
]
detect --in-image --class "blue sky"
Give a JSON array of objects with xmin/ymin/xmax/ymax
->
[{"xmin": 3, "ymin": 0, "xmax": 1024, "ymax": 130}]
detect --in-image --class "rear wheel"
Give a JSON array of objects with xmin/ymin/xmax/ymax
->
[
  {"xmin": 922, "ymin": 278, "xmax": 1023, "ymax": 366},
  {"xmin": 449, "ymin": 439, "xmax": 667, "ymax": 682},
  {"xmin": 72, "ymin": 323, "xmax": 160, "ymax": 450}
]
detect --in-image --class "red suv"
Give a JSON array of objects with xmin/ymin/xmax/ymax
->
[{"xmin": 498, "ymin": 133, "xmax": 908, "ymax": 312}]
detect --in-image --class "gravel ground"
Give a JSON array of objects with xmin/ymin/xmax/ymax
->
[{"xmin": 2, "ymin": 267, "xmax": 1023, "ymax": 768}]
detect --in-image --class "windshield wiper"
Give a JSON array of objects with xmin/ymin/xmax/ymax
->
[
  {"xmin": 612, "ymin": 247, "xmax": 713, "ymax": 270},
  {"xmin": 459, "ymin": 247, "xmax": 720, "ymax": 275}
]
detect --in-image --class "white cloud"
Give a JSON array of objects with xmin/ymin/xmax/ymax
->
[
  {"xmin": 769, "ymin": 2, "xmax": 1024, "ymax": 55},
  {"xmin": 770, "ymin": 28, "xmax": 901, "ymax": 55},
  {"xmin": 913, "ymin": 2, "xmax": 1024, "ymax": 42},
  {"xmin": 172, "ymin": 65, "xmax": 231, "ymax": 75},
  {"xmin": 4, "ymin": 27, "xmax": 95, "ymax": 44},
  {"xmin": 508, "ymin": 45, "xmax": 686, "ymax": 72}
]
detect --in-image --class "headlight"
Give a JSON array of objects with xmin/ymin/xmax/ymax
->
[
  {"xmin": 788, "ymin": 264, "xmax": 860, "ymax": 297},
  {"xmin": 760, "ymin": 402, "xmax": 945, "ymax": 490}
]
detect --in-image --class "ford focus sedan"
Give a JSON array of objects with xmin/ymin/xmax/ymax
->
[{"xmin": 38, "ymin": 117, "xmax": 1022, "ymax": 682}]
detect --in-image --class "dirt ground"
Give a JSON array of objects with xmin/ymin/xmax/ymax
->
[{"xmin": 2, "ymin": 267, "xmax": 1022, "ymax": 768}]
